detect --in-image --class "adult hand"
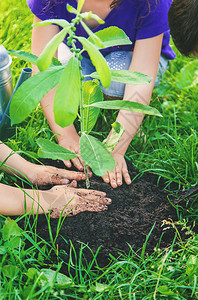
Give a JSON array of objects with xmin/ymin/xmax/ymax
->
[
  {"xmin": 44, "ymin": 184, "xmax": 112, "ymax": 218},
  {"xmin": 28, "ymin": 164, "xmax": 86, "ymax": 186},
  {"xmin": 59, "ymin": 136, "xmax": 92, "ymax": 176},
  {"xmin": 59, "ymin": 136, "xmax": 84, "ymax": 171},
  {"xmin": 102, "ymin": 153, "xmax": 131, "ymax": 188}
]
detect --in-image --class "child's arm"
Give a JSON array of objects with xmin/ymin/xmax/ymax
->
[
  {"xmin": 0, "ymin": 141, "xmax": 86, "ymax": 185},
  {"xmin": 102, "ymin": 34, "xmax": 163, "ymax": 188},
  {"xmin": 31, "ymin": 16, "xmax": 84, "ymax": 171},
  {"xmin": 0, "ymin": 182, "xmax": 111, "ymax": 216}
]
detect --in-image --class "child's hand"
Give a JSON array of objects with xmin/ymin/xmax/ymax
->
[
  {"xmin": 102, "ymin": 153, "xmax": 131, "ymax": 188},
  {"xmin": 28, "ymin": 164, "xmax": 86, "ymax": 186},
  {"xmin": 59, "ymin": 136, "xmax": 84, "ymax": 171},
  {"xmin": 44, "ymin": 185, "xmax": 112, "ymax": 218}
]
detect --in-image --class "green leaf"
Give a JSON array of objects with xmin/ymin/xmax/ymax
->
[
  {"xmin": 175, "ymin": 60, "xmax": 198, "ymax": 89},
  {"xmin": 8, "ymin": 50, "xmax": 61, "ymax": 67},
  {"xmin": 81, "ymin": 21, "xmax": 104, "ymax": 48},
  {"xmin": 157, "ymin": 285, "xmax": 176, "ymax": 296},
  {"xmin": 77, "ymin": 0, "xmax": 85, "ymax": 12},
  {"xmin": 25, "ymin": 268, "xmax": 39, "ymax": 280},
  {"xmin": 0, "ymin": 246, "xmax": 6, "ymax": 255},
  {"xmin": 67, "ymin": 4, "xmax": 78, "ymax": 14},
  {"xmin": 10, "ymin": 66, "xmax": 64, "ymax": 125},
  {"xmin": 77, "ymin": 37, "xmax": 111, "ymax": 88},
  {"xmin": 4, "ymin": 237, "xmax": 23, "ymax": 250},
  {"xmin": 80, "ymin": 134, "xmax": 115, "ymax": 176},
  {"xmin": 83, "ymin": 81, "xmax": 103, "ymax": 134},
  {"xmin": 37, "ymin": 27, "xmax": 69, "ymax": 71},
  {"xmin": 41, "ymin": 269, "xmax": 72, "ymax": 287},
  {"xmin": 56, "ymin": 273, "xmax": 73, "ymax": 287},
  {"xmin": 90, "ymin": 69, "xmax": 152, "ymax": 85},
  {"xmin": 81, "ymin": 12, "xmax": 105, "ymax": 25},
  {"xmin": 88, "ymin": 26, "xmax": 132, "ymax": 49},
  {"xmin": 3, "ymin": 218, "xmax": 21, "ymax": 241},
  {"xmin": 51, "ymin": 57, "xmax": 62, "ymax": 66},
  {"xmin": 186, "ymin": 255, "xmax": 198, "ymax": 276},
  {"xmin": 54, "ymin": 57, "xmax": 81, "ymax": 127},
  {"xmin": 87, "ymin": 100, "xmax": 162, "ymax": 117},
  {"xmin": 2, "ymin": 265, "xmax": 19, "ymax": 279},
  {"xmin": 103, "ymin": 122, "xmax": 125, "ymax": 152},
  {"xmin": 2, "ymin": 218, "xmax": 23, "ymax": 249},
  {"xmin": 8, "ymin": 50, "xmax": 38, "ymax": 65},
  {"xmin": 37, "ymin": 138, "xmax": 78, "ymax": 161},
  {"xmin": 91, "ymin": 282, "xmax": 109, "ymax": 292},
  {"xmin": 33, "ymin": 19, "xmax": 70, "ymax": 29}
]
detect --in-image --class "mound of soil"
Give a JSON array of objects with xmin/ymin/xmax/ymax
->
[{"xmin": 30, "ymin": 160, "xmax": 178, "ymax": 267}]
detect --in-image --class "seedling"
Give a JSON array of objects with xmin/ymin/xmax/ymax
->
[{"xmin": 9, "ymin": 0, "xmax": 162, "ymax": 187}]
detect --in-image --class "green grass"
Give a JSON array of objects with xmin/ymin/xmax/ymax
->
[
  {"xmin": 0, "ymin": 216, "xmax": 198, "ymax": 299},
  {"xmin": 0, "ymin": 0, "xmax": 198, "ymax": 299}
]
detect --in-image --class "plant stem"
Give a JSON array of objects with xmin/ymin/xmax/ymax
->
[
  {"xmin": 70, "ymin": 18, "xmax": 90, "ymax": 188},
  {"xmin": 84, "ymin": 164, "xmax": 90, "ymax": 189}
]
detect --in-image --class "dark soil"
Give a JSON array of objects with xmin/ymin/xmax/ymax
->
[{"xmin": 21, "ymin": 159, "xmax": 180, "ymax": 267}]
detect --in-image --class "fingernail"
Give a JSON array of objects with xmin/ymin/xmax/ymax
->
[
  {"xmin": 105, "ymin": 178, "xmax": 109, "ymax": 183},
  {"xmin": 127, "ymin": 180, "xmax": 131, "ymax": 184},
  {"xmin": 112, "ymin": 183, "xmax": 117, "ymax": 187},
  {"xmin": 107, "ymin": 198, "xmax": 112, "ymax": 203}
]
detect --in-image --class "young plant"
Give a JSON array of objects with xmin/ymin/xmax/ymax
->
[{"xmin": 9, "ymin": 0, "xmax": 162, "ymax": 187}]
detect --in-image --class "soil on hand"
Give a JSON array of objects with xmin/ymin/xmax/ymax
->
[{"xmin": 27, "ymin": 160, "xmax": 178, "ymax": 267}]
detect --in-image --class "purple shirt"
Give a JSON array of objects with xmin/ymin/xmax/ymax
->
[{"xmin": 27, "ymin": 0, "xmax": 176, "ymax": 60}]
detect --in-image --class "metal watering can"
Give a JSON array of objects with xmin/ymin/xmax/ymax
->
[{"xmin": 0, "ymin": 45, "xmax": 32, "ymax": 140}]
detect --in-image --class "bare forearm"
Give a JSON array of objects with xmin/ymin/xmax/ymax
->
[
  {"xmin": 112, "ymin": 36, "xmax": 162, "ymax": 155},
  {"xmin": 113, "ymin": 83, "xmax": 153, "ymax": 155},
  {"xmin": 0, "ymin": 141, "xmax": 32, "ymax": 177},
  {"xmin": 0, "ymin": 183, "xmax": 49, "ymax": 216},
  {"xmin": 31, "ymin": 16, "xmax": 78, "ymax": 142}
]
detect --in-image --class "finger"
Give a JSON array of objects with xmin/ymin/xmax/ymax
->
[
  {"xmin": 64, "ymin": 160, "xmax": 72, "ymax": 168},
  {"xmin": 86, "ymin": 204, "xmax": 108, "ymax": 212},
  {"xmin": 66, "ymin": 180, "xmax": 77, "ymax": 188},
  {"xmin": 71, "ymin": 157, "xmax": 84, "ymax": 171},
  {"xmin": 116, "ymin": 167, "xmax": 123, "ymax": 186},
  {"xmin": 35, "ymin": 173, "xmax": 70, "ymax": 186},
  {"xmin": 108, "ymin": 170, "xmax": 118, "ymax": 188},
  {"xmin": 99, "ymin": 197, "xmax": 112, "ymax": 205},
  {"xmin": 77, "ymin": 189, "xmax": 106, "ymax": 197},
  {"xmin": 51, "ymin": 175, "xmax": 70, "ymax": 185},
  {"xmin": 56, "ymin": 169, "xmax": 86, "ymax": 181},
  {"xmin": 72, "ymin": 204, "xmax": 108, "ymax": 215},
  {"xmin": 122, "ymin": 163, "xmax": 131, "ymax": 185},
  {"xmin": 102, "ymin": 172, "xmax": 110, "ymax": 184}
]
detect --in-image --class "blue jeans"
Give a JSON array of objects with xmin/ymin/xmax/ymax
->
[{"xmin": 81, "ymin": 51, "xmax": 169, "ymax": 98}]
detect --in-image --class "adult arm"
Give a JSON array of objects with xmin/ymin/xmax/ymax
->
[
  {"xmin": 31, "ymin": 16, "xmax": 84, "ymax": 171},
  {"xmin": 103, "ymin": 34, "xmax": 163, "ymax": 188}
]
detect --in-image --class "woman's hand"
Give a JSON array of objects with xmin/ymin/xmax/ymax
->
[
  {"xmin": 102, "ymin": 153, "xmax": 131, "ymax": 188},
  {"xmin": 43, "ymin": 184, "xmax": 112, "ymax": 218},
  {"xmin": 28, "ymin": 164, "xmax": 86, "ymax": 186},
  {"xmin": 59, "ymin": 136, "xmax": 92, "ymax": 177},
  {"xmin": 59, "ymin": 136, "xmax": 84, "ymax": 171}
]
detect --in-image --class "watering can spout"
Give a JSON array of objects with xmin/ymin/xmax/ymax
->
[{"xmin": 0, "ymin": 45, "xmax": 32, "ymax": 140}]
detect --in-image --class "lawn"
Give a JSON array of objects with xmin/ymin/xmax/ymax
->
[{"xmin": 0, "ymin": 0, "xmax": 198, "ymax": 299}]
